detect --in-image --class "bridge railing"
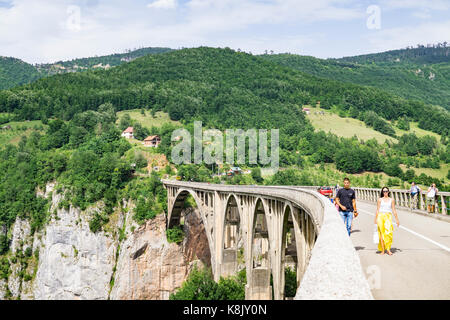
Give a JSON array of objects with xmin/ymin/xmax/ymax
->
[
  {"xmin": 350, "ymin": 187, "xmax": 450, "ymax": 215},
  {"xmin": 304, "ymin": 186, "xmax": 449, "ymax": 215}
]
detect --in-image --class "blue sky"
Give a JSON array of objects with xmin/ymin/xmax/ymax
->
[{"xmin": 0, "ymin": 0, "xmax": 449, "ymax": 63}]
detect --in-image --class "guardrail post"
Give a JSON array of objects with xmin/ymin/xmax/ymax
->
[{"xmin": 442, "ymin": 194, "xmax": 447, "ymax": 215}]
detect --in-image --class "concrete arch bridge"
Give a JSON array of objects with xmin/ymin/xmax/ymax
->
[{"xmin": 162, "ymin": 180, "xmax": 373, "ymax": 300}]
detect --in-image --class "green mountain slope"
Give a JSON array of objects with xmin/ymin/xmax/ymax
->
[
  {"xmin": 337, "ymin": 45, "xmax": 450, "ymax": 64},
  {"xmin": 2, "ymin": 47, "xmax": 447, "ymax": 137},
  {"xmin": 261, "ymin": 46, "xmax": 450, "ymax": 110},
  {"xmin": 36, "ymin": 47, "xmax": 173, "ymax": 76},
  {"xmin": 0, "ymin": 57, "xmax": 41, "ymax": 90},
  {"xmin": 0, "ymin": 47, "xmax": 173, "ymax": 90}
]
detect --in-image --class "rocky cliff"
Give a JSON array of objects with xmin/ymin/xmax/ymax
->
[{"xmin": 0, "ymin": 183, "xmax": 210, "ymax": 300}]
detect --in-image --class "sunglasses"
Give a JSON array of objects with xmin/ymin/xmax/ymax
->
[{"xmin": 383, "ymin": 190, "xmax": 389, "ymax": 193}]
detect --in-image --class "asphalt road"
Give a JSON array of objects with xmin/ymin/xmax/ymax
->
[{"xmin": 349, "ymin": 200, "xmax": 450, "ymax": 300}]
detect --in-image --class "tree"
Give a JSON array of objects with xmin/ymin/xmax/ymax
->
[
  {"xmin": 119, "ymin": 114, "xmax": 132, "ymax": 131},
  {"xmin": 251, "ymin": 167, "xmax": 263, "ymax": 183},
  {"xmin": 133, "ymin": 123, "xmax": 149, "ymax": 141}
]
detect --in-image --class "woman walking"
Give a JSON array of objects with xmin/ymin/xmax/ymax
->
[{"xmin": 374, "ymin": 187, "xmax": 400, "ymax": 255}]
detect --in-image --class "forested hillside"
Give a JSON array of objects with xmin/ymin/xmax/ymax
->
[
  {"xmin": 1, "ymin": 47, "xmax": 448, "ymax": 137},
  {"xmin": 0, "ymin": 47, "xmax": 173, "ymax": 90},
  {"xmin": 36, "ymin": 47, "xmax": 173, "ymax": 76},
  {"xmin": 0, "ymin": 57, "xmax": 41, "ymax": 90},
  {"xmin": 337, "ymin": 44, "xmax": 449, "ymax": 64},
  {"xmin": 261, "ymin": 45, "xmax": 450, "ymax": 110}
]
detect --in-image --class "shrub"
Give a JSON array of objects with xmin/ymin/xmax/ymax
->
[
  {"xmin": 0, "ymin": 235, "xmax": 9, "ymax": 255},
  {"xmin": 170, "ymin": 266, "xmax": 219, "ymax": 300},
  {"xmin": 284, "ymin": 267, "xmax": 297, "ymax": 297},
  {"xmin": 0, "ymin": 257, "xmax": 10, "ymax": 280},
  {"xmin": 133, "ymin": 197, "xmax": 157, "ymax": 224},
  {"xmin": 89, "ymin": 212, "xmax": 109, "ymax": 233},
  {"xmin": 24, "ymin": 247, "xmax": 33, "ymax": 258},
  {"xmin": 166, "ymin": 225, "xmax": 184, "ymax": 244},
  {"xmin": 23, "ymin": 274, "xmax": 32, "ymax": 282},
  {"xmin": 170, "ymin": 266, "xmax": 246, "ymax": 300}
]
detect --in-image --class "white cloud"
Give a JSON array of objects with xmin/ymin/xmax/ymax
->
[
  {"xmin": 366, "ymin": 20, "xmax": 450, "ymax": 53},
  {"xmin": 0, "ymin": 0, "xmax": 447, "ymax": 63},
  {"xmin": 147, "ymin": 0, "xmax": 177, "ymax": 9},
  {"xmin": 379, "ymin": 0, "xmax": 450, "ymax": 11}
]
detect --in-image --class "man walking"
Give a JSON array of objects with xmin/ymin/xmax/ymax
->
[{"xmin": 335, "ymin": 177, "xmax": 358, "ymax": 236}]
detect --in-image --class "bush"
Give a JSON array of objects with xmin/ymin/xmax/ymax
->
[
  {"xmin": 24, "ymin": 247, "xmax": 33, "ymax": 258},
  {"xmin": 251, "ymin": 167, "xmax": 264, "ymax": 183},
  {"xmin": 23, "ymin": 274, "xmax": 32, "ymax": 282},
  {"xmin": 0, "ymin": 257, "xmax": 10, "ymax": 280},
  {"xmin": 170, "ymin": 266, "xmax": 219, "ymax": 300},
  {"xmin": 0, "ymin": 235, "xmax": 9, "ymax": 255},
  {"xmin": 89, "ymin": 212, "xmax": 109, "ymax": 233},
  {"xmin": 284, "ymin": 267, "xmax": 297, "ymax": 297},
  {"xmin": 170, "ymin": 266, "xmax": 246, "ymax": 300},
  {"xmin": 166, "ymin": 225, "xmax": 184, "ymax": 244},
  {"xmin": 135, "ymin": 153, "xmax": 148, "ymax": 169},
  {"xmin": 133, "ymin": 197, "xmax": 157, "ymax": 224}
]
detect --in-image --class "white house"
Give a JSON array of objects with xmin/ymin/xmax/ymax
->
[{"xmin": 121, "ymin": 127, "xmax": 134, "ymax": 139}]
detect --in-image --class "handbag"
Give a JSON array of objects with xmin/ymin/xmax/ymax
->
[{"xmin": 373, "ymin": 224, "xmax": 379, "ymax": 244}]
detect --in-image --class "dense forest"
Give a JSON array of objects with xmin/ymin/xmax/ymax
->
[
  {"xmin": 36, "ymin": 47, "xmax": 173, "ymax": 75},
  {"xmin": 0, "ymin": 57, "xmax": 41, "ymax": 90},
  {"xmin": 261, "ymin": 46, "xmax": 450, "ymax": 110},
  {"xmin": 0, "ymin": 47, "xmax": 173, "ymax": 90},
  {"xmin": 337, "ymin": 44, "xmax": 450, "ymax": 65},
  {"xmin": 1, "ymin": 47, "xmax": 449, "ymax": 137}
]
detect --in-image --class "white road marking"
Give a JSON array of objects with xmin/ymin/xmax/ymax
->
[{"xmin": 358, "ymin": 208, "xmax": 450, "ymax": 253}]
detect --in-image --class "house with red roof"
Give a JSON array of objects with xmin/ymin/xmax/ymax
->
[
  {"xmin": 144, "ymin": 135, "xmax": 161, "ymax": 147},
  {"xmin": 121, "ymin": 127, "xmax": 134, "ymax": 139}
]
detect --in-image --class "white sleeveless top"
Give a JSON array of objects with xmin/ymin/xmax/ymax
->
[
  {"xmin": 379, "ymin": 198, "xmax": 393, "ymax": 213},
  {"xmin": 427, "ymin": 188, "xmax": 436, "ymax": 197}
]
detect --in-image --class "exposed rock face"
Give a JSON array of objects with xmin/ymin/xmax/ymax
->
[
  {"xmin": 0, "ymin": 182, "xmax": 211, "ymax": 300},
  {"xmin": 31, "ymin": 207, "xmax": 118, "ymax": 300},
  {"xmin": 110, "ymin": 207, "xmax": 211, "ymax": 300},
  {"xmin": 183, "ymin": 208, "xmax": 211, "ymax": 268},
  {"xmin": 24, "ymin": 183, "xmax": 119, "ymax": 300}
]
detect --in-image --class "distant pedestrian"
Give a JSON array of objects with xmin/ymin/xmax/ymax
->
[
  {"xmin": 334, "ymin": 183, "xmax": 340, "ymax": 211},
  {"xmin": 409, "ymin": 182, "xmax": 421, "ymax": 210},
  {"xmin": 426, "ymin": 183, "xmax": 439, "ymax": 213},
  {"xmin": 335, "ymin": 178, "xmax": 358, "ymax": 236},
  {"xmin": 375, "ymin": 187, "xmax": 400, "ymax": 255}
]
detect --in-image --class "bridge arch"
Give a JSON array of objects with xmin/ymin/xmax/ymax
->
[
  {"xmin": 167, "ymin": 188, "xmax": 204, "ymax": 229},
  {"xmin": 280, "ymin": 202, "xmax": 301, "ymax": 299},
  {"xmin": 247, "ymin": 197, "xmax": 273, "ymax": 299},
  {"xmin": 220, "ymin": 193, "xmax": 244, "ymax": 278},
  {"xmin": 167, "ymin": 188, "xmax": 217, "ymax": 269}
]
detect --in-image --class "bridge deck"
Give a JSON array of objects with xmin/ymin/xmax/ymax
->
[{"xmin": 352, "ymin": 200, "xmax": 450, "ymax": 299}]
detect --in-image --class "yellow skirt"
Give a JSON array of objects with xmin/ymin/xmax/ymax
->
[{"xmin": 377, "ymin": 212, "xmax": 393, "ymax": 251}]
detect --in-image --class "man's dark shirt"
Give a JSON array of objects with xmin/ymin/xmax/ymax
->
[{"xmin": 336, "ymin": 187, "xmax": 355, "ymax": 212}]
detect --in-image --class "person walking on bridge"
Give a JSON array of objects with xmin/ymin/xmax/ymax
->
[
  {"xmin": 375, "ymin": 187, "xmax": 400, "ymax": 256},
  {"xmin": 335, "ymin": 177, "xmax": 358, "ymax": 236}
]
